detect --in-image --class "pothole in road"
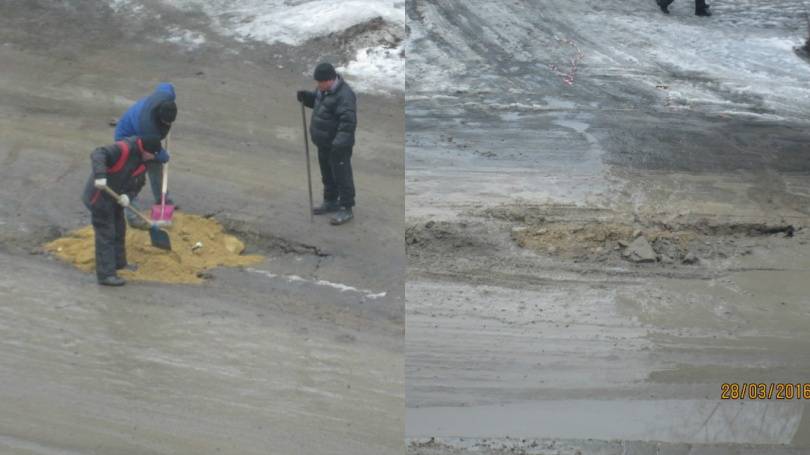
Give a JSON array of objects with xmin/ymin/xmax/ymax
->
[
  {"xmin": 218, "ymin": 218, "xmax": 329, "ymax": 258},
  {"xmin": 511, "ymin": 219, "xmax": 798, "ymax": 265},
  {"xmin": 409, "ymin": 205, "xmax": 802, "ymax": 266}
]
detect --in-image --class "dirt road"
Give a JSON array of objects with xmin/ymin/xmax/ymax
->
[
  {"xmin": 406, "ymin": 0, "xmax": 810, "ymax": 452},
  {"xmin": 0, "ymin": 1, "xmax": 403, "ymax": 453}
]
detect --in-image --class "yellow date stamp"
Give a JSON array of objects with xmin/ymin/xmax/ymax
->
[{"xmin": 721, "ymin": 383, "xmax": 810, "ymax": 400}]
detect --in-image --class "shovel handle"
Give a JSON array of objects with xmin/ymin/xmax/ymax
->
[
  {"xmin": 100, "ymin": 186, "xmax": 153, "ymax": 225},
  {"xmin": 301, "ymin": 101, "xmax": 314, "ymax": 222},
  {"xmin": 161, "ymin": 135, "xmax": 169, "ymax": 205}
]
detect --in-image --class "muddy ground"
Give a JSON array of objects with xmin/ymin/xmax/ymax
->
[
  {"xmin": 406, "ymin": 0, "xmax": 810, "ymax": 453},
  {"xmin": 0, "ymin": 1, "xmax": 403, "ymax": 454}
]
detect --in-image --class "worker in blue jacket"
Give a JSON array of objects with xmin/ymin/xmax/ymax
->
[{"xmin": 114, "ymin": 83, "xmax": 177, "ymax": 228}]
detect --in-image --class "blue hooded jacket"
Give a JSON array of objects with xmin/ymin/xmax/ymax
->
[{"xmin": 115, "ymin": 83, "xmax": 175, "ymax": 162}]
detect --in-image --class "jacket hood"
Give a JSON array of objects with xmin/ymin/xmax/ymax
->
[{"xmin": 154, "ymin": 83, "xmax": 176, "ymax": 100}]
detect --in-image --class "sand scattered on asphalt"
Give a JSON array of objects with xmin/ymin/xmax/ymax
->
[{"xmin": 44, "ymin": 213, "xmax": 263, "ymax": 284}]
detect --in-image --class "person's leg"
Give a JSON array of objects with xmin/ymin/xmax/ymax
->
[
  {"xmin": 317, "ymin": 146, "xmax": 339, "ymax": 203},
  {"xmin": 331, "ymin": 146, "xmax": 355, "ymax": 208},
  {"xmin": 314, "ymin": 146, "xmax": 340, "ymax": 214},
  {"xmin": 657, "ymin": 0, "xmax": 674, "ymax": 13},
  {"xmin": 695, "ymin": 0, "xmax": 711, "ymax": 15},
  {"xmin": 113, "ymin": 205, "xmax": 127, "ymax": 270},
  {"xmin": 91, "ymin": 199, "xmax": 118, "ymax": 282},
  {"xmin": 329, "ymin": 146, "xmax": 355, "ymax": 225},
  {"xmin": 146, "ymin": 161, "xmax": 163, "ymax": 204}
]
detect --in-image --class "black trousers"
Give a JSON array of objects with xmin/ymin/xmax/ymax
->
[
  {"xmin": 91, "ymin": 195, "xmax": 127, "ymax": 280},
  {"xmin": 317, "ymin": 145, "xmax": 355, "ymax": 208}
]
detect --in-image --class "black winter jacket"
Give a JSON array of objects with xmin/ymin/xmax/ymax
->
[
  {"xmin": 81, "ymin": 137, "xmax": 150, "ymax": 209},
  {"xmin": 301, "ymin": 77, "xmax": 357, "ymax": 149}
]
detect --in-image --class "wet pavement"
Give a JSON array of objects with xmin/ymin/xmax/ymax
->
[
  {"xmin": 406, "ymin": 0, "xmax": 810, "ymax": 451},
  {"xmin": 0, "ymin": 1, "xmax": 404, "ymax": 453}
]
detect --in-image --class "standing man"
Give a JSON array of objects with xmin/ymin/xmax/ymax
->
[
  {"xmin": 296, "ymin": 62, "xmax": 357, "ymax": 225},
  {"xmin": 82, "ymin": 135, "xmax": 162, "ymax": 286},
  {"xmin": 115, "ymin": 82, "xmax": 176, "ymax": 229},
  {"xmin": 656, "ymin": 0, "xmax": 711, "ymax": 16}
]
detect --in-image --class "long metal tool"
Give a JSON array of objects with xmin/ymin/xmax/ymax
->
[{"xmin": 301, "ymin": 100, "xmax": 314, "ymax": 222}]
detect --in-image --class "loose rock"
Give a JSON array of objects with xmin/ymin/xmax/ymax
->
[
  {"xmin": 623, "ymin": 236, "xmax": 657, "ymax": 263},
  {"xmin": 682, "ymin": 251, "xmax": 699, "ymax": 265}
]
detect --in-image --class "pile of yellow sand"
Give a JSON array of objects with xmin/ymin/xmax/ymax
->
[{"xmin": 44, "ymin": 213, "xmax": 263, "ymax": 284}]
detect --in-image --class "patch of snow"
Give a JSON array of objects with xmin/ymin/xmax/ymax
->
[
  {"xmin": 169, "ymin": 0, "xmax": 402, "ymax": 46},
  {"xmin": 164, "ymin": 27, "xmax": 206, "ymax": 50},
  {"xmin": 339, "ymin": 44, "xmax": 404, "ymax": 94},
  {"xmin": 166, "ymin": 0, "xmax": 405, "ymax": 94}
]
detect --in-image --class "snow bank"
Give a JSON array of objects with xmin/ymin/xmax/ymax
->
[
  {"xmin": 170, "ymin": 0, "xmax": 402, "ymax": 46},
  {"xmin": 170, "ymin": 0, "xmax": 405, "ymax": 94},
  {"xmin": 339, "ymin": 44, "xmax": 404, "ymax": 95}
]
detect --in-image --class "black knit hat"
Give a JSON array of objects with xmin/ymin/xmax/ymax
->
[
  {"xmin": 313, "ymin": 62, "xmax": 337, "ymax": 81},
  {"xmin": 140, "ymin": 135, "xmax": 162, "ymax": 153},
  {"xmin": 157, "ymin": 101, "xmax": 177, "ymax": 124}
]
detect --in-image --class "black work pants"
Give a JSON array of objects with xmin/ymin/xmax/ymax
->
[
  {"xmin": 317, "ymin": 145, "xmax": 355, "ymax": 208},
  {"xmin": 91, "ymin": 195, "xmax": 127, "ymax": 280}
]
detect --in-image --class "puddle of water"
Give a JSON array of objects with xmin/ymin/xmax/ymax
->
[{"xmin": 406, "ymin": 399, "xmax": 803, "ymax": 444}]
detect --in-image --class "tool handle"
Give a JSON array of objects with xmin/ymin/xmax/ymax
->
[
  {"xmin": 301, "ymin": 101, "xmax": 314, "ymax": 222},
  {"xmin": 161, "ymin": 135, "xmax": 169, "ymax": 205},
  {"xmin": 160, "ymin": 164, "xmax": 168, "ymax": 208},
  {"xmin": 101, "ymin": 186, "xmax": 152, "ymax": 225}
]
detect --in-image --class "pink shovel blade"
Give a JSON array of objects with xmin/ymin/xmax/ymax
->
[{"xmin": 150, "ymin": 203, "xmax": 175, "ymax": 223}]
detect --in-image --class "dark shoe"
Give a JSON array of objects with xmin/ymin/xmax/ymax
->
[
  {"xmin": 695, "ymin": 6, "xmax": 711, "ymax": 16},
  {"xmin": 313, "ymin": 200, "xmax": 340, "ymax": 215},
  {"xmin": 117, "ymin": 263, "xmax": 138, "ymax": 272},
  {"xmin": 98, "ymin": 276, "xmax": 126, "ymax": 286},
  {"xmin": 330, "ymin": 207, "xmax": 353, "ymax": 225},
  {"xmin": 656, "ymin": 0, "xmax": 671, "ymax": 13}
]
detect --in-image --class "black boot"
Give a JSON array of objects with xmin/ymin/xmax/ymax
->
[
  {"xmin": 657, "ymin": 0, "xmax": 673, "ymax": 14},
  {"xmin": 313, "ymin": 200, "xmax": 340, "ymax": 215},
  {"xmin": 330, "ymin": 207, "xmax": 354, "ymax": 225},
  {"xmin": 98, "ymin": 276, "xmax": 126, "ymax": 286},
  {"xmin": 695, "ymin": 5, "xmax": 711, "ymax": 16}
]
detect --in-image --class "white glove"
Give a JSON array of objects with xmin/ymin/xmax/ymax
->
[
  {"xmin": 118, "ymin": 194, "xmax": 130, "ymax": 207},
  {"xmin": 94, "ymin": 178, "xmax": 107, "ymax": 189}
]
